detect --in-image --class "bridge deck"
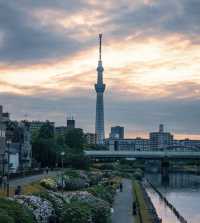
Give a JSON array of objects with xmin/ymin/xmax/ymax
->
[{"xmin": 85, "ymin": 150, "xmax": 200, "ymax": 159}]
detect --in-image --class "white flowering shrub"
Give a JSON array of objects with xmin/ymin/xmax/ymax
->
[
  {"xmin": 15, "ymin": 195, "xmax": 54, "ymax": 223},
  {"xmin": 40, "ymin": 178, "xmax": 57, "ymax": 190},
  {"xmin": 61, "ymin": 191, "xmax": 111, "ymax": 223},
  {"xmin": 34, "ymin": 191, "xmax": 68, "ymax": 216}
]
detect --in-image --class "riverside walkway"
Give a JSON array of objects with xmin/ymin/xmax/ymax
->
[
  {"xmin": 112, "ymin": 178, "xmax": 134, "ymax": 223},
  {"xmin": 0, "ymin": 171, "xmax": 60, "ymax": 196},
  {"xmin": 9, "ymin": 171, "xmax": 60, "ymax": 187}
]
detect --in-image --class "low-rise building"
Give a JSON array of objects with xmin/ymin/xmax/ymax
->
[
  {"xmin": 29, "ymin": 120, "xmax": 55, "ymax": 132},
  {"xmin": 55, "ymin": 126, "xmax": 67, "ymax": 136},
  {"xmin": 173, "ymin": 139, "xmax": 200, "ymax": 150},
  {"xmin": 105, "ymin": 138, "xmax": 150, "ymax": 151},
  {"xmin": 0, "ymin": 106, "xmax": 10, "ymax": 174},
  {"xmin": 85, "ymin": 133, "xmax": 97, "ymax": 145},
  {"xmin": 6, "ymin": 121, "xmax": 32, "ymax": 172},
  {"xmin": 150, "ymin": 124, "xmax": 173, "ymax": 150},
  {"xmin": 109, "ymin": 126, "xmax": 124, "ymax": 139}
]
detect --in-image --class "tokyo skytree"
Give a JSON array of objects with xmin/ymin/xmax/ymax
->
[{"xmin": 95, "ymin": 34, "xmax": 106, "ymax": 144}]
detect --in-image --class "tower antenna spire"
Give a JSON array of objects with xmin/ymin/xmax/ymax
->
[
  {"xmin": 95, "ymin": 33, "xmax": 105, "ymax": 144},
  {"xmin": 99, "ymin": 33, "xmax": 102, "ymax": 61}
]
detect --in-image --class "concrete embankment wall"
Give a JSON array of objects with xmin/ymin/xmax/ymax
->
[
  {"xmin": 147, "ymin": 180, "xmax": 187, "ymax": 223},
  {"xmin": 133, "ymin": 180, "xmax": 161, "ymax": 223}
]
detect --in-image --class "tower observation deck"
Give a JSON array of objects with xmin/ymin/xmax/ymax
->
[{"xmin": 95, "ymin": 34, "xmax": 106, "ymax": 144}]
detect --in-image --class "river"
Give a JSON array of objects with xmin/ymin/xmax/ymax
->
[{"xmin": 145, "ymin": 173, "xmax": 200, "ymax": 223}]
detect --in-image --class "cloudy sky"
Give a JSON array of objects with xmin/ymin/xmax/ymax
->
[{"xmin": 0, "ymin": 0, "xmax": 200, "ymax": 139}]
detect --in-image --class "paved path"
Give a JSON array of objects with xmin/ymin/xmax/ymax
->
[
  {"xmin": 9, "ymin": 171, "xmax": 60, "ymax": 187},
  {"xmin": 112, "ymin": 178, "xmax": 134, "ymax": 223}
]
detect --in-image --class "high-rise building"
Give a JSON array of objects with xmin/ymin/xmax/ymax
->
[
  {"xmin": 110, "ymin": 126, "xmax": 124, "ymax": 139},
  {"xmin": 95, "ymin": 34, "xmax": 106, "ymax": 144},
  {"xmin": 150, "ymin": 124, "xmax": 173, "ymax": 150},
  {"xmin": 67, "ymin": 118, "xmax": 75, "ymax": 129}
]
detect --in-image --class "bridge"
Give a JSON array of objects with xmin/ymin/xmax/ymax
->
[{"xmin": 85, "ymin": 150, "xmax": 200, "ymax": 160}]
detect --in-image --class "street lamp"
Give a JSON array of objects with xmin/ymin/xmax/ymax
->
[
  {"xmin": 60, "ymin": 151, "xmax": 65, "ymax": 193},
  {"xmin": 6, "ymin": 140, "xmax": 11, "ymax": 197}
]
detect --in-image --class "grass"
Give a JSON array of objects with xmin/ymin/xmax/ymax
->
[
  {"xmin": 0, "ymin": 181, "xmax": 45, "ymax": 197},
  {"xmin": 132, "ymin": 180, "xmax": 154, "ymax": 223},
  {"xmin": 23, "ymin": 181, "xmax": 45, "ymax": 195}
]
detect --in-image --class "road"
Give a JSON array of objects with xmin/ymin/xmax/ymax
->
[
  {"xmin": 111, "ymin": 178, "xmax": 134, "ymax": 223},
  {"xmin": 9, "ymin": 171, "xmax": 60, "ymax": 187}
]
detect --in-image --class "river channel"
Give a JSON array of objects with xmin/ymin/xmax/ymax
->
[{"xmin": 145, "ymin": 173, "xmax": 200, "ymax": 223}]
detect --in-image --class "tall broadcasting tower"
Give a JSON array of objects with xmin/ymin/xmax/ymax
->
[{"xmin": 95, "ymin": 34, "xmax": 106, "ymax": 144}]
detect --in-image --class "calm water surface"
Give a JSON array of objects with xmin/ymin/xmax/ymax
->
[{"xmin": 146, "ymin": 173, "xmax": 200, "ymax": 223}]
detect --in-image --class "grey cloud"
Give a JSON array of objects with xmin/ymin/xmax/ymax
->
[
  {"xmin": 1, "ymin": 0, "xmax": 200, "ymax": 64},
  {"xmin": 0, "ymin": 1, "xmax": 84, "ymax": 64},
  {"xmin": 1, "ymin": 85, "xmax": 200, "ymax": 136},
  {"xmin": 105, "ymin": 97, "xmax": 200, "ymax": 135},
  {"xmin": 106, "ymin": 0, "xmax": 200, "ymax": 42},
  {"xmin": 0, "ymin": 92, "xmax": 95, "ymax": 132}
]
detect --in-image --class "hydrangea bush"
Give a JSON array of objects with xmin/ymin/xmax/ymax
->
[
  {"xmin": 62, "ymin": 191, "xmax": 111, "ymax": 223},
  {"xmin": 15, "ymin": 195, "xmax": 54, "ymax": 223},
  {"xmin": 60, "ymin": 201, "xmax": 92, "ymax": 223},
  {"xmin": 33, "ymin": 191, "xmax": 67, "ymax": 216},
  {"xmin": 40, "ymin": 178, "xmax": 57, "ymax": 190}
]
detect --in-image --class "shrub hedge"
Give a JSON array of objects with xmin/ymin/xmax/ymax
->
[
  {"xmin": 61, "ymin": 201, "xmax": 91, "ymax": 223},
  {"xmin": 0, "ymin": 197, "xmax": 36, "ymax": 223}
]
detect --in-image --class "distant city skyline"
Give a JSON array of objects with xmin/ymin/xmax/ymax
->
[{"xmin": 0, "ymin": 1, "xmax": 200, "ymax": 139}]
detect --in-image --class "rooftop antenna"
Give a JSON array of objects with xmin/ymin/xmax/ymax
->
[{"xmin": 99, "ymin": 33, "xmax": 102, "ymax": 61}]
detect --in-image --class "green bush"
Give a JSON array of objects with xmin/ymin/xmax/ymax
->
[
  {"xmin": 64, "ymin": 178, "xmax": 88, "ymax": 190},
  {"xmin": 89, "ymin": 200, "xmax": 111, "ymax": 223},
  {"xmin": 0, "ymin": 198, "xmax": 35, "ymax": 223},
  {"xmin": 0, "ymin": 209, "xmax": 15, "ymax": 223},
  {"xmin": 87, "ymin": 185, "xmax": 114, "ymax": 205},
  {"xmin": 97, "ymin": 163, "xmax": 115, "ymax": 170},
  {"xmin": 133, "ymin": 168, "xmax": 144, "ymax": 180},
  {"xmin": 63, "ymin": 170, "xmax": 89, "ymax": 190},
  {"xmin": 64, "ymin": 169, "xmax": 80, "ymax": 178},
  {"xmin": 70, "ymin": 192, "xmax": 111, "ymax": 223},
  {"xmin": 60, "ymin": 202, "xmax": 91, "ymax": 223}
]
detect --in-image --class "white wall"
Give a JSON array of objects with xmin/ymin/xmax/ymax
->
[{"xmin": 9, "ymin": 153, "xmax": 19, "ymax": 173}]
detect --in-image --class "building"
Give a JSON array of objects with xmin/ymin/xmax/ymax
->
[
  {"xmin": 6, "ymin": 121, "xmax": 32, "ymax": 172},
  {"xmin": 150, "ymin": 124, "xmax": 174, "ymax": 150},
  {"xmin": 173, "ymin": 139, "xmax": 200, "ymax": 150},
  {"xmin": 110, "ymin": 126, "xmax": 124, "ymax": 139},
  {"xmin": 0, "ymin": 106, "xmax": 10, "ymax": 174},
  {"xmin": 105, "ymin": 138, "xmax": 150, "ymax": 151},
  {"xmin": 85, "ymin": 133, "xmax": 97, "ymax": 145},
  {"xmin": 181, "ymin": 139, "xmax": 200, "ymax": 148},
  {"xmin": 67, "ymin": 118, "xmax": 75, "ymax": 129},
  {"xmin": 29, "ymin": 121, "xmax": 55, "ymax": 132},
  {"xmin": 55, "ymin": 126, "xmax": 67, "ymax": 135},
  {"xmin": 19, "ymin": 121, "xmax": 32, "ymax": 170},
  {"xmin": 95, "ymin": 34, "xmax": 106, "ymax": 144}
]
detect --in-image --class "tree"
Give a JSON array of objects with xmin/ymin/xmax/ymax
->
[
  {"xmin": 32, "ymin": 122, "xmax": 56, "ymax": 167},
  {"xmin": 65, "ymin": 128, "xmax": 85, "ymax": 152},
  {"xmin": 38, "ymin": 121, "xmax": 54, "ymax": 138},
  {"xmin": 32, "ymin": 125, "xmax": 90, "ymax": 169}
]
